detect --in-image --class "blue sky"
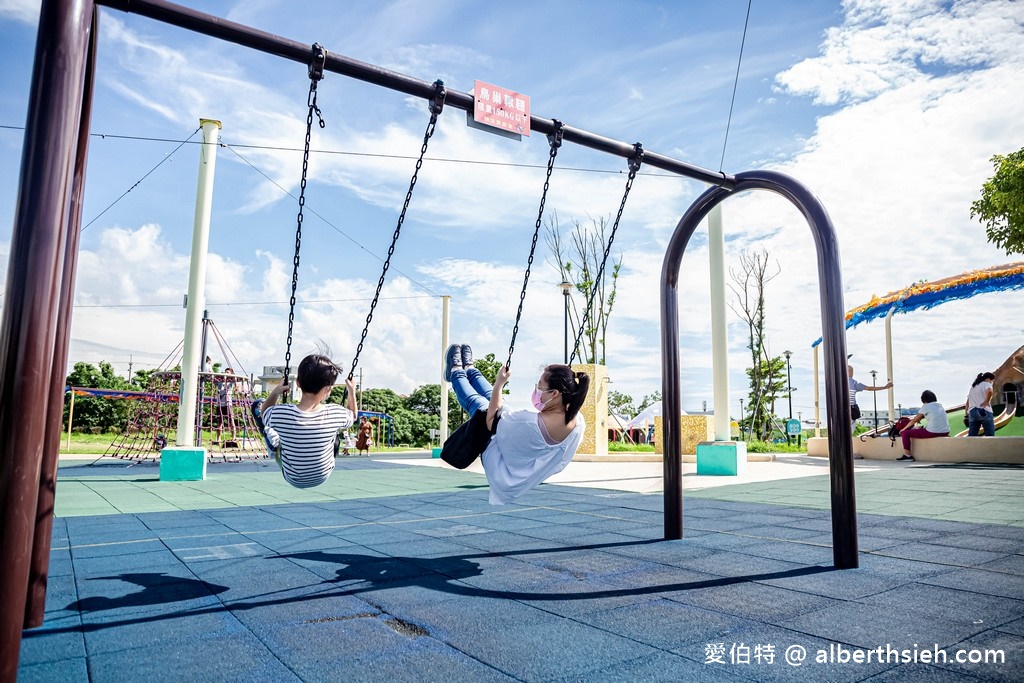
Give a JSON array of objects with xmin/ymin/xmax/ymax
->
[{"xmin": 1, "ymin": 0, "xmax": 1022, "ymax": 420}]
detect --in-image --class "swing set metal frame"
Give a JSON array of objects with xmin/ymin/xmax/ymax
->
[{"xmin": 1, "ymin": 1, "xmax": 859, "ymax": 671}]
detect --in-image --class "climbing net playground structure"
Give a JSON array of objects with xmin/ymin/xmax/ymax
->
[{"xmin": 101, "ymin": 370, "xmax": 266, "ymax": 464}]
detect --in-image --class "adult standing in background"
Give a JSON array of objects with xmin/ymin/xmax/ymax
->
[
  {"xmin": 355, "ymin": 416, "xmax": 374, "ymax": 455},
  {"xmin": 966, "ymin": 371, "xmax": 996, "ymax": 436},
  {"xmin": 848, "ymin": 363, "xmax": 893, "ymax": 425}
]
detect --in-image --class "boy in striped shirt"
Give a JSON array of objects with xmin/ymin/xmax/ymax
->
[{"xmin": 252, "ymin": 354, "xmax": 356, "ymax": 488}]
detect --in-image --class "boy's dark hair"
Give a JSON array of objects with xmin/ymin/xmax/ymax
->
[
  {"xmin": 297, "ymin": 354, "xmax": 341, "ymax": 394},
  {"xmin": 544, "ymin": 364, "xmax": 591, "ymax": 424},
  {"xmin": 920, "ymin": 390, "xmax": 937, "ymax": 404}
]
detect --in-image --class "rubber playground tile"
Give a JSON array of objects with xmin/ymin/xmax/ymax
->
[
  {"xmin": 668, "ymin": 579, "xmax": 842, "ymax": 622},
  {"xmin": 873, "ymin": 542, "xmax": 1010, "ymax": 567},
  {"xmin": 225, "ymin": 587, "xmax": 379, "ymax": 628},
  {"xmin": 777, "ymin": 601, "xmax": 990, "ymax": 651},
  {"xmin": 666, "ymin": 549, "xmax": 808, "ymax": 579},
  {"xmin": 918, "ymin": 568, "xmax": 1024, "ymax": 600},
  {"xmin": 16, "ymin": 656, "xmax": 89, "ymax": 683},
  {"xmin": 556, "ymin": 651, "xmax": 745, "ymax": 683},
  {"xmin": 85, "ymin": 631, "xmax": 301, "ymax": 682},
  {"xmin": 737, "ymin": 540, "xmax": 836, "ymax": 566},
  {"xmin": 304, "ymin": 638, "xmax": 519, "ymax": 683},
  {"xmin": 683, "ymin": 621, "xmax": 893, "ymax": 682},
  {"xmin": 858, "ymin": 583, "xmax": 1024, "ymax": 629},
  {"xmin": 934, "ymin": 630, "xmax": 1024, "ymax": 682},
  {"xmin": 580, "ymin": 597, "xmax": 760, "ymax": 651},
  {"xmin": 997, "ymin": 617, "xmax": 1024, "ymax": 636},
  {"xmin": 19, "ymin": 616, "xmax": 84, "ymax": 667},
  {"xmin": 68, "ymin": 538, "xmax": 167, "ymax": 560},
  {"xmin": 72, "ymin": 548, "xmax": 183, "ymax": 577},
  {"xmin": 976, "ymin": 554, "xmax": 1024, "ymax": 576},
  {"xmin": 441, "ymin": 616, "xmax": 660, "ymax": 682}
]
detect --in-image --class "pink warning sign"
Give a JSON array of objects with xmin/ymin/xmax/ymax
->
[{"xmin": 473, "ymin": 80, "xmax": 531, "ymax": 137}]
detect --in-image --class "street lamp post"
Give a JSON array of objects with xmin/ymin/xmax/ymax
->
[
  {"xmin": 784, "ymin": 350, "xmax": 793, "ymax": 444},
  {"xmin": 739, "ymin": 398, "xmax": 745, "ymax": 441},
  {"xmin": 558, "ymin": 280, "xmax": 573, "ymax": 364},
  {"xmin": 870, "ymin": 369, "xmax": 878, "ymax": 432}
]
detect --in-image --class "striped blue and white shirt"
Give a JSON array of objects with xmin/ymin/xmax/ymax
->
[{"xmin": 263, "ymin": 403, "xmax": 354, "ymax": 488}]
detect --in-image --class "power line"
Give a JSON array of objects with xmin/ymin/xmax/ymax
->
[
  {"xmin": 82, "ymin": 126, "xmax": 202, "ymax": 232},
  {"xmin": 73, "ymin": 294, "xmax": 437, "ymax": 309},
  {"xmin": 1, "ymin": 124, "xmax": 685, "ymax": 179},
  {"xmin": 719, "ymin": 0, "xmax": 753, "ymax": 172},
  {"xmin": 223, "ymin": 144, "xmax": 440, "ymax": 297}
]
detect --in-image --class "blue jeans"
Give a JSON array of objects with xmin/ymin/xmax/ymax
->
[
  {"xmin": 967, "ymin": 407, "xmax": 995, "ymax": 436},
  {"xmin": 451, "ymin": 368, "xmax": 492, "ymax": 416}
]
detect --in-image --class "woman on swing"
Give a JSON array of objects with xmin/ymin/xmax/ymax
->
[{"xmin": 444, "ymin": 343, "xmax": 590, "ymax": 505}]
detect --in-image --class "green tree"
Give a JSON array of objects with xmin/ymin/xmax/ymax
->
[
  {"xmin": 743, "ymin": 355, "xmax": 787, "ymax": 440},
  {"xmin": 971, "ymin": 147, "xmax": 1024, "ymax": 255},
  {"xmin": 405, "ymin": 383, "xmax": 463, "ymax": 433},
  {"xmin": 358, "ymin": 388, "xmax": 404, "ymax": 416},
  {"xmin": 546, "ymin": 213, "xmax": 623, "ymax": 364},
  {"xmin": 730, "ymin": 249, "xmax": 781, "ymax": 441},
  {"xmin": 473, "ymin": 352, "xmax": 503, "ymax": 385},
  {"xmin": 64, "ymin": 361, "xmax": 134, "ymax": 433},
  {"xmin": 608, "ymin": 390, "xmax": 637, "ymax": 418},
  {"xmin": 638, "ymin": 391, "xmax": 661, "ymax": 412}
]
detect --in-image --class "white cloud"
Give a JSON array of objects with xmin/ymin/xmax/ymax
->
[
  {"xmin": 0, "ymin": 0, "xmax": 38, "ymax": 24},
  {"xmin": 775, "ymin": 0, "xmax": 1024, "ymax": 105}
]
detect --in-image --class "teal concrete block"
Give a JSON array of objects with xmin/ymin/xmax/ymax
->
[
  {"xmin": 431, "ymin": 447, "xmax": 443, "ymax": 459},
  {"xmin": 696, "ymin": 441, "xmax": 747, "ymax": 476},
  {"xmin": 159, "ymin": 447, "xmax": 207, "ymax": 481}
]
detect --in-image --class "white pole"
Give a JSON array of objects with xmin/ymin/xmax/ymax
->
[
  {"xmin": 885, "ymin": 307, "xmax": 896, "ymax": 420},
  {"xmin": 814, "ymin": 343, "xmax": 821, "ymax": 437},
  {"xmin": 707, "ymin": 205, "xmax": 730, "ymax": 441},
  {"xmin": 439, "ymin": 295, "xmax": 451, "ymax": 442},
  {"xmin": 176, "ymin": 118, "xmax": 221, "ymax": 447}
]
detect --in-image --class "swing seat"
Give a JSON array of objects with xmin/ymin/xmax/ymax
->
[{"xmin": 441, "ymin": 410, "xmax": 499, "ymax": 469}]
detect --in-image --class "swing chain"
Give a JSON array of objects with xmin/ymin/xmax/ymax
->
[
  {"xmin": 506, "ymin": 120, "xmax": 565, "ymax": 370},
  {"xmin": 568, "ymin": 142, "xmax": 644, "ymax": 366},
  {"xmin": 347, "ymin": 80, "xmax": 447, "ymax": 380},
  {"xmin": 283, "ymin": 45, "xmax": 328, "ymax": 387}
]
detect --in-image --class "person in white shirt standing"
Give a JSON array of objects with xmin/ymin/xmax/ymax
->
[
  {"xmin": 966, "ymin": 371, "xmax": 996, "ymax": 436},
  {"xmin": 896, "ymin": 390, "xmax": 950, "ymax": 461}
]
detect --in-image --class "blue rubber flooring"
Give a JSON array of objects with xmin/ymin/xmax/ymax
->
[{"xmin": 19, "ymin": 460, "xmax": 1024, "ymax": 682}]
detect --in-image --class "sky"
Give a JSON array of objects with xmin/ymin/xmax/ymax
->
[{"xmin": 1, "ymin": 0, "xmax": 1023, "ymax": 422}]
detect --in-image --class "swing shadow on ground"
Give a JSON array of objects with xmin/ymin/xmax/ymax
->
[{"xmin": 36, "ymin": 537, "xmax": 837, "ymax": 637}]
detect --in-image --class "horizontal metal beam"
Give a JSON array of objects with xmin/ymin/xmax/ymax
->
[{"xmin": 97, "ymin": 0, "xmax": 735, "ymax": 189}]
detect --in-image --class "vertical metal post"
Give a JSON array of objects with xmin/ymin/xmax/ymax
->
[
  {"xmin": 870, "ymin": 369, "xmax": 878, "ymax": 432},
  {"xmin": 707, "ymin": 205, "xmax": 731, "ymax": 441},
  {"xmin": 66, "ymin": 391, "xmax": 75, "ymax": 451},
  {"xmin": 784, "ymin": 350, "xmax": 793, "ymax": 444},
  {"xmin": 559, "ymin": 280, "xmax": 572, "ymax": 365},
  {"xmin": 739, "ymin": 398, "xmax": 745, "ymax": 440},
  {"xmin": 439, "ymin": 295, "xmax": 450, "ymax": 441},
  {"xmin": 0, "ymin": 0, "xmax": 94, "ymax": 673},
  {"xmin": 884, "ymin": 307, "xmax": 896, "ymax": 421},
  {"xmin": 176, "ymin": 118, "xmax": 221, "ymax": 446},
  {"xmin": 27, "ymin": 4, "xmax": 99, "ymax": 630}
]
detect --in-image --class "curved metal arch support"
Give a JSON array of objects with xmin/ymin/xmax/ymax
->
[{"xmin": 660, "ymin": 169, "xmax": 857, "ymax": 569}]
